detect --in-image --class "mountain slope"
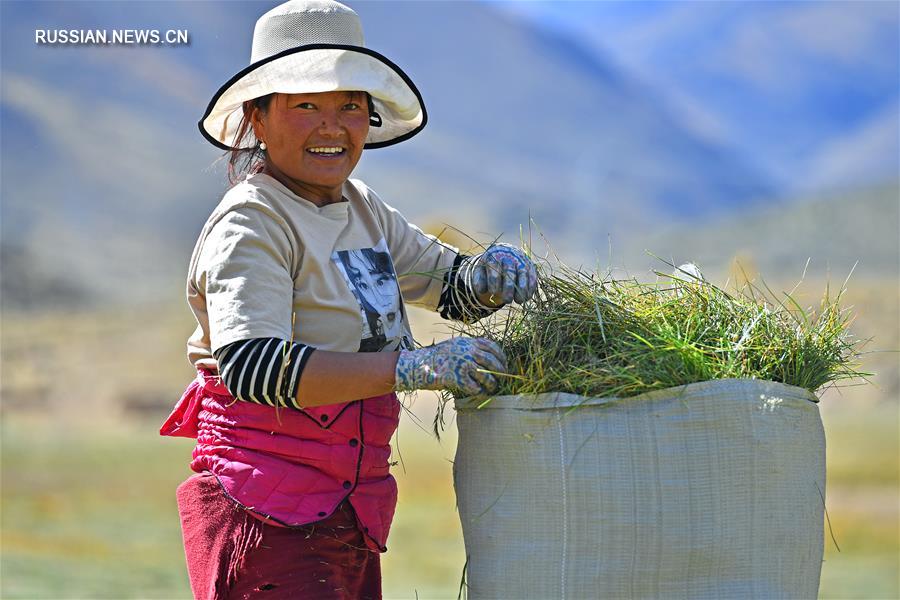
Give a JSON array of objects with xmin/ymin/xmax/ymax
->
[
  {"xmin": 0, "ymin": 1, "xmax": 790, "ymax": 307},
  {"xmin": 618, "ymin": 183, "xmax": 900, "ymax": 279},
  {"xmin": 501, "ymin": 1, "xmax": 900, "ymax": 191}
]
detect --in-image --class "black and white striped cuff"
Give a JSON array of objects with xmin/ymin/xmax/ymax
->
[
  {"xmin": 437, "ymin": 253, "xmax": 502, "ymax": 323},
  {"xmin": 213, "ymin": 337, "xmax": 315, "ymax": 410}
]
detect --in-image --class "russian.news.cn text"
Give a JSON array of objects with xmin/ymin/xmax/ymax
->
[{"xmin": 35, "ymin": 29, "xmax": 190, "ymax": 45}]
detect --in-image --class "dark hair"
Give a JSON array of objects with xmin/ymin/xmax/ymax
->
[
  {"xmin": 226, "ymin": 93, "xmax": 275, "ymax": 185},
  {"xmin": 225, "ymin": 92, "xmax": 376, "ymax": 185}
]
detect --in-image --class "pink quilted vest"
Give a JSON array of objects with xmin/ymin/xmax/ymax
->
[{"xmin": 160, "ymin": 368, "xmax": 400, "ymax": 552}]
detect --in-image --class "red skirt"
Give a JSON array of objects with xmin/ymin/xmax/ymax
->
[{"xmin": 176, "ymin": 472, "xmax": 381, "ymax": 600}]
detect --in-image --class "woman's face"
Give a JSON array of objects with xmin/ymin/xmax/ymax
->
[
  {"xmin": 251, "ymin": 91, "xmax": 369, "ymax": 205},
  {"xmin": 347, "ymin": 253, "xmax": 402, "ymax": 336}
]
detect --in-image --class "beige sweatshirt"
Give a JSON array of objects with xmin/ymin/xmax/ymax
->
[{"xmin": 186, "ymin": 173, "xmax": 458, "ymax": 368}]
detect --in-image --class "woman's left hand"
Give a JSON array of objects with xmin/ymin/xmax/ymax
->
[{"xmin": 464, "ymin": 243, "xmax": 538, "ymax": 307}]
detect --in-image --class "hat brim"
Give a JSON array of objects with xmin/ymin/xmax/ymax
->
[{"xmin": 199, "ymin": 44, "xmax": 427, "ymax": 151}]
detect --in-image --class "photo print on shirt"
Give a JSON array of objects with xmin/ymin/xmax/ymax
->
[{"xmin": 332, "ymin": 239, "xmax": 413, "ymax": 353}]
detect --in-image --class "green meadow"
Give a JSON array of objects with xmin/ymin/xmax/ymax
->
[{"xmin": 2, "ymin": 286, "xmax": 897, "ymax": 599}]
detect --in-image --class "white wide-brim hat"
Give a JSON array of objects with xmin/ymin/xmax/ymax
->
[{"xmin": 199, "ymin": 0, "xmax": 426, "ymax": 150}]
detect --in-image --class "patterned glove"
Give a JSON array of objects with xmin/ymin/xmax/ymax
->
[
  {"xmin": 461, "ymin": 243, "xmax": 538, "ymax": 307},
  {"xmin": 395, "ymin": 337, "xmax": 508, "ymax": 397}
]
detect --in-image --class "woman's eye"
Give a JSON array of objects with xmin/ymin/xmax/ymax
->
[
  {"xmin": 294, "ymin": 102, "xmax": 316, "ymax": 109},
  {"xmin": 343, "ymin": 103, "xmax": 360, "ymax": 111}
]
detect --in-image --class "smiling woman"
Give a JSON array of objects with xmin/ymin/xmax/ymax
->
[
  {"xmin": 159, "ymin": 1, "xmax": 539, "ymax": 599},
  {"xmin": 243, "ymin": 90, "xmax": 371, "ymax": 204}
]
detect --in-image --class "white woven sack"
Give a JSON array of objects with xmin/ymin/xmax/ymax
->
[{"xmin": 454, "ymin": 379, "xmax": 825, "ymax": 600}]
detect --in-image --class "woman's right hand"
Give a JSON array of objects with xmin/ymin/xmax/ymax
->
[{"xmin": 395, "ymin": 338, "xmax": 507, "ymax": 397}]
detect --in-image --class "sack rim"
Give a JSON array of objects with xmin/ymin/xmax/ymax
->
[{"xmin": 455, "ymin": 378, "xmax": 820, "ymax": 412}]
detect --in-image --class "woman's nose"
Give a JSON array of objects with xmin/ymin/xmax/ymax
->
[{"xmin": 318, "ymin": 110, "xmax": 343, "ymax": 136}]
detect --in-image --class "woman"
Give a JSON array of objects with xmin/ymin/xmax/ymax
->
[{"xmin": 160, "ymin": 1, "xmax": 538, "ymax": 598}]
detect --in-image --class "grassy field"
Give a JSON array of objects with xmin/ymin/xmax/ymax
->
[
  {"xmin": 0, "ymin": 400, "xmax": 468, "ymax": 599},
  {"xmin": 2, "ymin": 401, "xmax": 897, "ymax": 599},
  {"xmin": 2, "ymin": 280, "xmax": 897, "ymax": 598}
]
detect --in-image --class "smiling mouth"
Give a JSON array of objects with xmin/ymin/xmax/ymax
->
[{"xmin": 306, "ymin": 146, "xmax": 346, "ymax": 157}]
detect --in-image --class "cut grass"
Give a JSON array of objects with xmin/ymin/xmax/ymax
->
[{"xmin": 442, "ymin": 256, "xmax": 868, "ymax": 421}]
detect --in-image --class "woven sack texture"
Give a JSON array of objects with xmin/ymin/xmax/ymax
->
[{"xmin": 454, "ymin": 379, "xmax": 825, "ymax": 600}]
